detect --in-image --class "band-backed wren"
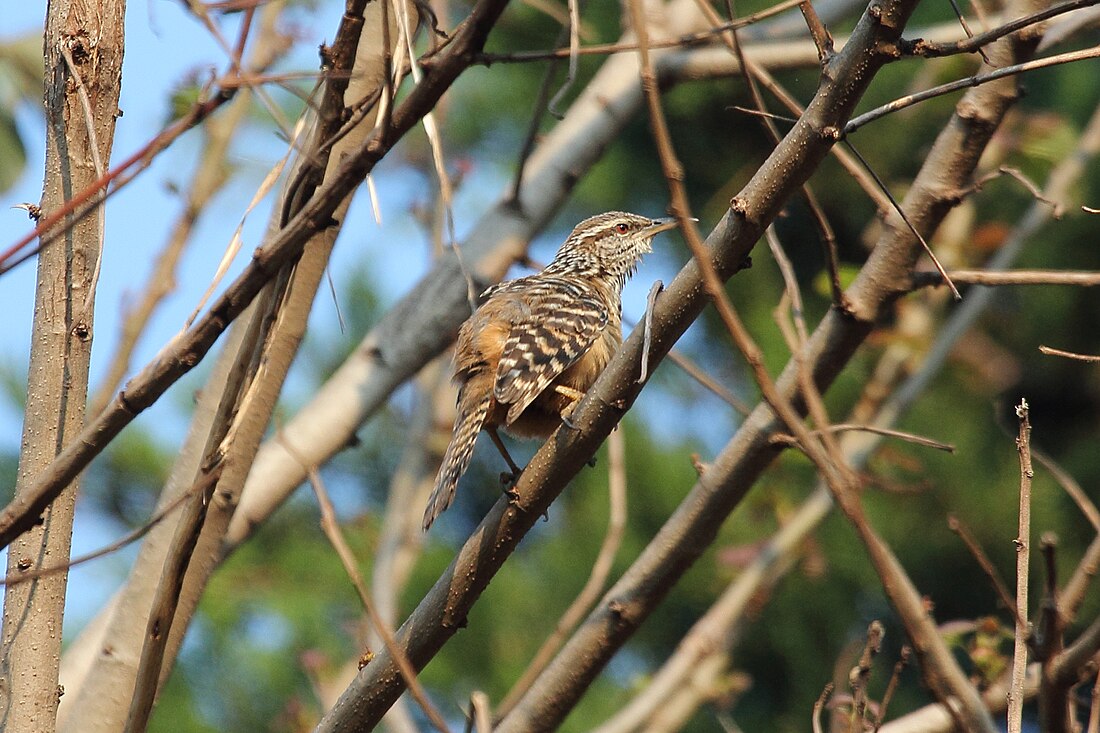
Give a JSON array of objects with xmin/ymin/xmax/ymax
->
[{"xmin": 423, "ymin": 212, "xmax": 678, "ymax": 530}]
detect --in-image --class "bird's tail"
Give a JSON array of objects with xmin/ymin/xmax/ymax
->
[{"xmin": 423, "ymin": 389, "xmax": 493, "ymax": 530}]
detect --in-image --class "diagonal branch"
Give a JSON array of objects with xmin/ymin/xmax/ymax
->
[
  {"xmin": 316, "ymin": 0, "xmax": 926, "ymax": 726},
  {"xmin": 493, "ymin": 0, "xmax": 1050, "ymax": 727}
]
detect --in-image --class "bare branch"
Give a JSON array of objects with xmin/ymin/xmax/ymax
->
[
  {"xmin": 874, "ymin": 647, "xmax": 912, "ymax": 731},
  {"xmin": 0, "ymin": 489, "xmax": 193, "ymax": 588},
  {"xmin": 907, "ymin": 0, "xmax": 1099, "ymax": 56},
  {"xmin": 771, "ymin": 422, "xmax": 955, "ymax": 452},
  {"xmin": 1032, "ymin": 448, "xmax": 1100, "ymax": 532},
  {"xmin": 496, "ymin": 429, "xmax": 628, "ymax": 718},
  {"xmin": 947, "ymin": 515, "xmax": 1023, "ymax": 625},
  {"xmin": 800, "ymin": 0, "xmax": 835, "ymax": 60},
  {"xmin": 915, "ymin": 269, "xmax": 1100, "ymax": 288},
  {"xmin": 305, "ymin": 464, "xmax": 451, "ymax": 733},
  {"xmin": 123, "ymin": 464, "xmax": 225, "ymax": 733},
  {"xmin": 475, "ymin": 0, "xmax": 807, "ymax": 64},
  {"xmin": 814, "ymin": 684, "xmax": 834, "ymax": 733},
  {"xmin": 0, "ymin": 0, "xmax": 123, "ymax": 727},
  {"xmin": 845, "ymin": 45, "xmax": 1100, "ymax": 134},
  {"xmin": 1039, "ymin": 344, "xmax": 1100, "ymax": 362},
  {"xmin": 1008, "ymin": 398, "xmax": 1034, "ymax": 733},
  {"xmin": 841, "ymin": 140, "xmax": 961, "ymax": 300}
]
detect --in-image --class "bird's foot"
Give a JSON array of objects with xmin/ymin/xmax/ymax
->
[{"xmin": 560, "ymin": 400, "xmax": 580, "ymax": 431}]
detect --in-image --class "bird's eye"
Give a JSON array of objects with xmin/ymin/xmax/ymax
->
[{"xmin": 615, "ymin": 223, "xmax": 629, "ymax": 233}]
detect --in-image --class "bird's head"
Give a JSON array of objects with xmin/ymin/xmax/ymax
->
[{"xmin": 548, "ymin": 211, "xmax": 679, "ymax": 287}]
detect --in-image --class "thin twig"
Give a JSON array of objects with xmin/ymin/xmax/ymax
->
[
  {"xmin": 1087, "ymin": 668, "xmax": 1100, "ymax": 733},
  {"xmin": 182, "ymin": 0, "xmax": 295, "ymax": 140},
  {"xmin": 475, "ymin": 0, "xmax": 807, "ymax": 64},
  {"xmin": 1007, "ymin": 398, "xmax": 1033, "ymax": 733},
  {"xmin": 623, "ymin": 299, "xmax": 750, "ymax": 413},
  {"xmin": 851, "ymin": 621, "xmax": 885, "ymax": 732},
  {"xmin": 913, "ymin": 269, "xmax": 1100, "ymax": 289},
  {"xmin": 0, "ymin": 488, "xmax": 193, "ymax": 587},
  {"xmin": 799, "ymin": 0, "xmax": 834, "ymax": 61},
  {"xmin": 842, "ymin": 140, "xmax": 961, "ymax": 300},
  {"xmin": 964, "ymin": 166, "xmax": 1065, "ymax": 217},
  {"xmin": 772, "ymin": 423, "xmax": 955, "ymax": 452},
  {"xmin": 665, "ymin": 348, "xmax": 751, "ymax": 414},
  {"xmin": 729, "ymin": 105, "xmax": 797, "ymax": 123},
  {"xmin": 766, "ymin": 229, "xmax": 808, "ymax": 347},
  {"xmin": 942, "ymin": 0, "xmax": 992, "ymax": 64},
  {"xmin": 495, "ymin": 428, "xmax": 629, "ymax": 718},
  {"xmin": 906, "ymin": 0, "xmax": 1100, "ymax": 57},
  {"xmin": 874, "ymin": 647, "xmax": 911, "ymax": 731},
  {"xmin": 510, "ymin": 29, "xmax": 567, "ymax": 202},
  {"xmin": 546, "ymin": 0, "xmax": 580, "ymax": 116},
  {"xmin": 639, "ymin": 280, "xmax": 664, "ymax": 384},
  {"xmin": 947, "ymin": 515, "xmax": 1024, "ymax": 626},
  {"xmin": 0, "ymin": 78, "xmax": 236, "ymax": 275},
  {"xmin": 1039, "ymin": 345, "xmax": 1100, "ymax": 362},
  {"xmin": 813, "ymin": 683, "xmax": 834, "ymax": 733},
  {"xmin": 846, "ymin": 45, "xmax": 1100, "ymax": 134},
  {"xmin": 1032, "ymin": 448, "xmax": 1100, "ymax": 532},
  {"xmin": 305, "ymin": 464, "xmax": 452, "ymax": 733}
]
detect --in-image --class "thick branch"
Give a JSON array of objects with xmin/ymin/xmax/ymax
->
[{"xmin": 0, "ymin": 2, "xmax": 124, "ymax": 730}]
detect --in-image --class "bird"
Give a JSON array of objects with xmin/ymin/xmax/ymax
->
[{"xmin": 423, "ymin": 211, "xmax": 678, "ymax": 530}]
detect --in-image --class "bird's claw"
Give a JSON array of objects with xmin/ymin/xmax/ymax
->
[{"xmin": 560, "ymin": 401, "xmax": 580, "ymax": 431}]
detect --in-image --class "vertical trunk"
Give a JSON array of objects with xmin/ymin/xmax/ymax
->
[{"xmin": 0, "ymin": 1, "xmax": 124, "ymax": 731}]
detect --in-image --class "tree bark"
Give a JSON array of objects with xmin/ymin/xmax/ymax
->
[{"xmin": 0, "ymin": 1, "xmax": 124, "ymax": 731}]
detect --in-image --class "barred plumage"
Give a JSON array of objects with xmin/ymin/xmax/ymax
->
[{"xmin": 423, "ymin": 212, "xmax": 678, "ymax": 530}]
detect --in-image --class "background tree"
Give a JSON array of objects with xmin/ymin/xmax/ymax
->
[{"xmin": 0, "ymin": 0, "xmax": 1098, "ymax": 731}]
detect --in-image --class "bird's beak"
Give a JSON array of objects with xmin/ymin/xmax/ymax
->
[{"xmin": 645, "ymin": 216, "xmax": 692, "ymax": 235}]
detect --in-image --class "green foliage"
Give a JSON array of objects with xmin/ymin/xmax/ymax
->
[{"xmin": 0, "ymin": 33, "xmax": 39, "ymax": 194}]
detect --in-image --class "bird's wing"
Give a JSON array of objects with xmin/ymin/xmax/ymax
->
[{"xmin": 493, "ymin": 283, "xmax": 608, "ymax": 424}]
